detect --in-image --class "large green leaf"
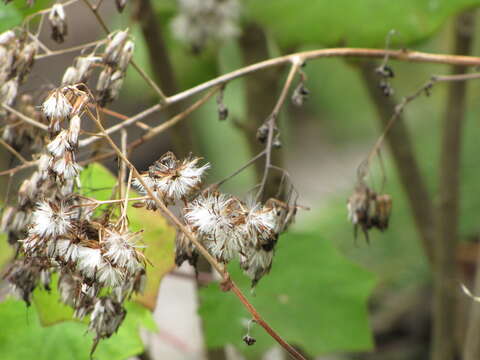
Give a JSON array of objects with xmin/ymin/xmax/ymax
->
[
  {"xmin": 245, "ymin": 0, "xmax": 480, "ymax": 48},
  {"xmin": 0, "ymin": 298, "xmax": 154, "ymax": 360},
  {"xmin": 0, "ymin": 0, "xmax": 52, "ymax": 32},
  {"xmin": 199, "ymin": 231, "xmax": 376, "ymax": 358}
]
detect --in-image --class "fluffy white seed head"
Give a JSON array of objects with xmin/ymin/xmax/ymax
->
[
  {"xmin": 77, "ymin": 246, "xmax": 105, "ymax": 279},
  {"xmin": 42, "ymin": 90, "xmax": 72, "ymax": 120},
  {"xmin": 102, "ymin": 229, "xmax": 142, "ymax": 274},
  {"xmin": 30, "ymin": 200, "xmax": 75, "ymax": 238},
  {"xmin": 47, "ymin": 129, "xmax": 71, "ymax": 157}
]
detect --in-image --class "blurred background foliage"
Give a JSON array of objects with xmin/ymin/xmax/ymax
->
[{"xmin": 2, "ymin": 0, "xmax": 480, "ymax": 359}]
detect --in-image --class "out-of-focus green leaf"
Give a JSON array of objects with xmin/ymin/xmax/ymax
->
[
  {"xmin": 0, "ymin": 298, "xmax": 153, "ymax": 360},
  {"xmin": 33, "ymin": 274, "xmax": 75, "ymax": 325},
  {"xmin": 0, "ymin": 0, "xmax": 52, "ymax": 32},
  {"xmin": 0, "ymin": 5, "xmax": 22, "ymax": 33},
  {"xmin": 245, "ymin": 0, "xmax": 480, "ymax": 48},
  {"xmin": 199, "ymin": 232, "xmax": 376, "ymax": 358}
]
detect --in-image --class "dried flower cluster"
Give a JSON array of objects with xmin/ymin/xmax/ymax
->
[
  {"xmin": 347, "ymin": 183, "xmax": 392, "ymax": 243},
  {"xmin": 61, "ymin": 29, "xmax": 134, "ymax": 106},
  {"xmin": 48, "ymin": 3, "xmax": 68, "ymax": 43},
  {"xmin": 133, "ymin": 152, "xmax": 296, "ymax": 287},
  {"xmin": 171, "ymin": 0, "xmax": 241, "ymax": 52},
  {"xmin": 1, "ymin": 82, "xmax": 145, "ymax": 353},
  {"xmin": 0, "ymin": 30, "xmax": 37, "ymax": 114}
]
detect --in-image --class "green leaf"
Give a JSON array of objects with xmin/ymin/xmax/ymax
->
[
  {"xmin": 0, "ymin": 5, "xmax": 22, "ymax": 33},
  {"xmin": 199, "ymin": 231, "xmax": 376, "ymax": 357},
  {"xmin": 0, "ymin": 298, "xmax": 153, "ymax": 360},
  {"xmin": 245, "ymin": 0, "xmax": 480, "ymax": 48},
  {"xmin": 0, "ymin": 0, "xmax": 52, "ymax": 32}
]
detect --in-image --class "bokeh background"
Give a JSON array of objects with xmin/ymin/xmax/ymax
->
[{"xmin": 2, "ymin": 0, "xmax": 480, "ymax": 359}]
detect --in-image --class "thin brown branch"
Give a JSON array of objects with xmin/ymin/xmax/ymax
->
[
  {"xmin": 79, "ymin": 104, "xmax": 162, "ymax": 147},
  {"xmin": 358, "ymin": 61, "xmax": 436, "ymax": 263},
  {"xmin": 80, "ymin": 0, "xmax": 168, "ymax": 103},
  {"xmin": 79, "ymin": 88, "xmax": 217, "ymax": 165},
  {"xmin": 87, "ymin": 106, "xmax": 305, "ymax": 360},
  {"xmin": 0, "ymin": 161, "xmax": 37, "ymax": 177},
  {"xmin": 432, "ymin": 12, "xmax": 475, "ymax": 360},
  {"xmin": 167, "ymin": 48, "xmax": 480, "ymax": 105},
  {"xmin": 35, "ymin": 40, "xmax": 105, "ymax": 60},
  {"xmin": 257, "ymin": 59, "xmax": 301, "ymax": 199},
  {"xmin": 238, "ymin": 23, "xmax": 284, "ymax": 195},
  {"xmin": 1, "ymin": 104, "xmax": 48, "ymax": 131},
  {"xmin": 0, "ymin": 139, "xmax": 28, "ymax": 164}
]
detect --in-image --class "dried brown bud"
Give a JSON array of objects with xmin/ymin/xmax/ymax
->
[
  {"xmin": 49, "ymin": 4, "xmax": 68, "ymax": 43},
  {"xmin": 243, "ymin": 335, "xmax": 256, "ymax": 346},
  {"xmin": 291, "ymin": 82, "xmax": 309, "ymax": 106}
]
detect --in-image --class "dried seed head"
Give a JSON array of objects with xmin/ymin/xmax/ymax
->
[
  {"xmin": 118, "ymin": 41, "xmax": 134, "ymax": 71},
  {"xmin": 16, "ymin": 42, "xmax": 37, "ymax": 81},
  {"xmin": 49, "ymin": 150, "xmax": 82, "ymax": 180},
  {"xmin": 102, "ymin": 228, "xmax": 143, "ymax": 274},
  {"xmin": 104, "ymin": 30, "xmax": 129, "ymax": 65},
  {"xmin": 291, "ymin": 82, "xmax": 309, "ymax": 106},
  {"xmin": 185, "ymin": 192, "xmax": 243, "ymax": 263},
  {"xmin": 347, "ymin": 184, "xmax": 392, "ymax": 242},
  {"xmin": 49, "ymin": 3, "xmax": 68, "ymax": 43},
  {"xmin": 42, "ymin": 89, "xmax": 72, "ymax": 121},
  {"xmin": 0, "ymin": 78, "xmax": 18, "ymax": 106},
  {"xmin": 240, "ymin": 247, "xmax": 273, "ymax": 287},
  {"xmin": 0, "ymin": 30, "xmax": 16, "ymax": 46},
  {"xmin": 68, "ymin": 114, "xmax": 81, "ymax": 147},
  {"xmin": 133, "ymin": 152, "xmax": 210, "ymax": 206},
  {"xmin": 62, "ymin": 66, "xmax": 79, "ymax": 86},
  {"xmin": 242, "ymin": 334, "xmax": 256, "ymax": 346},
  {"xmin": 175, "ymin": 231, "xmax": 198, "ymax": 267},
  {"xmin": 89, "ymin": 297, "xmax": 126, "ymax": 343},
  {"xmin": 4, "ymin": 260, "xmax": 40, "ymax": 306},
  {"xmin": 29, "ymin": 200, "xmax": 76, "ymax": 239},
  {"xmin": 47, "ymin": 129, "xmax": 72, "ymax": 157}
]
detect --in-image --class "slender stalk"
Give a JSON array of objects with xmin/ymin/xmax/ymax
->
[
  {"xmin": 79, "ymin": 88, "xmax": 217, "ymax": 165},
  {"xmin": 87, "ymin": 107, "xmax": 306, "ymax": 360},
  {"xmin": 167, "ymin": 48, "xmax": 480, "ymax": 105},
  {"xmin": 0, "ymin": 139, "xmax": 28, "ymax": 164},
  {"xmin": 257, "ymin": 58, "xmax": 301, "ymax": 200},
  {"xmin": 1, "ymin": 104, "xmax": 48, "ymax": 131},
  {"xmin": 80, "ymin": 0, "xmax": 168, "ymax": 103},
  {"xmin": 432, "ymin": 12, "xmax": 475, "ymax": 360},
  {"xmin": 358, "ymin": 61, "xmax": 436, "ymax": 263}
]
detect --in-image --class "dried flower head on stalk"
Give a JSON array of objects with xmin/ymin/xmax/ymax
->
[
  {"xmin": 347, "ymin": 183, "xmax": 392, "ymax": 243},
  {"xmin": 48, "ymin": 3, "xmax": 68, "ymax": 43},
  {"xmin": 133, "ymin": 152, "xmax": 210, "ymax": 208},
  {"xmin": 1, "ymin": 81, "xmax": 148, "ymax": 356}
]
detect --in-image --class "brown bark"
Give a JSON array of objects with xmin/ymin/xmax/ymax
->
[{"xmin": 432, "ymin": 12, "xmax": 475, "ymax": 360}]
